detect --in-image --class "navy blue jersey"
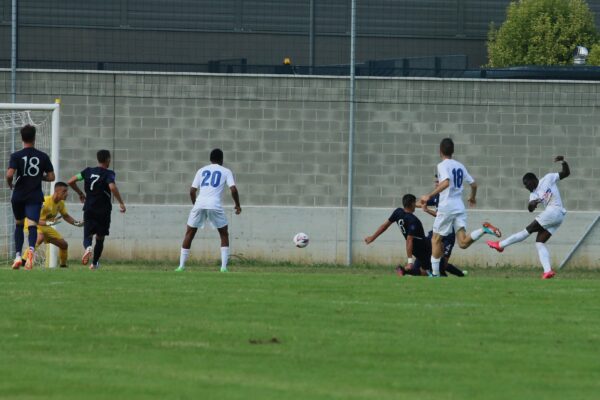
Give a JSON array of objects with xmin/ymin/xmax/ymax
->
[
  {"xmin": 8, "ymin": 147, "xmax": 53, "ymax": 203},
  {"xmin": 389, "ymin": 208, "xmax": 430, "ymax": 258},
  {"xmin": 426, "ymin": 194, "xmax": 439, "ymax": 208},
  {"xmin": 81, "ymin": 167, "xmax": 116, "ymax": 213}
]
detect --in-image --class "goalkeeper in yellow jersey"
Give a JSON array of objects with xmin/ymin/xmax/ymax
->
[{"xmin": 24, "ymin": 182, "xmax": 83, "ymax": 268}]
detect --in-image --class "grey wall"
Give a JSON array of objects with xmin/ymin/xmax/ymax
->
[{"xmin": 1, "ymin": 70, "xmax": 599, "ymax": 211}]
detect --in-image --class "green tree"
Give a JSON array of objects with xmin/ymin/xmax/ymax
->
[
  {"xmin": 487, "ymin": 0, "xmax": 598, "ymax": 67},
  {"xmin": 587, "ymin": 42, "xmax": 600, "ymax": 65}
]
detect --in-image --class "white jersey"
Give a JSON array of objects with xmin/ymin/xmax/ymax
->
[
  {"xmin": 529, "ymin": 173, "xmax": 565, "ymax": 212},
  {"xmin": 191, "ymin": 164, "xmax": 235, "ymax": 210},
  {"xmin": 436, "ymin": 158, "xmax": 475, "ymax": 214}
]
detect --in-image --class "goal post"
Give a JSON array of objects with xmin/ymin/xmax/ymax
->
[{"xmin": 0, "ymin": 100, "xmax": 61, "ymax": 268}]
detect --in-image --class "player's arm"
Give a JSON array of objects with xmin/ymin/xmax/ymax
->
[
  {"xmin": 61, "ymin": 213, "xmax": 83, "ymax": 227},
  {"xmin": 230, "ymin": 186, "xmax": 241, "ymax": 215},
  {"xmin": 109, "ymin": 183, "xmax": 126, "ymax": 213},
  {"xmin": 555, "ymin": 156, "xmax": 570, "ymax": 180},
  {"xmin": 467, "ymin": 181, "xmax": 477, "ymax": 207},
  {"xmin": 405, "ymin": 235, "xmax": 417, "ymax": 270},
  {"xmin": 528, "ymin": 199, "xmax": 541, "ymax": 213},
  {"xmin": 5, "ymin": 167, "xmax": 15, "ymax": 189},
  {"xmin": 364, "ymin": 220, "xmax": 392, "ymax": 244},
  {"xmin": 420, "ymin": 179, "xmax": 449, "ymax": 207},
  {"xmin": 43, "ymin": 171, "xmax": 55, "ymax": 182},
  {"xmin": 189, "ymin": 187, "xmax": 197, "ymax": 204},
  {"xmin": 67, "ymin": 174, "xmax": 86, "ymax": 203}
]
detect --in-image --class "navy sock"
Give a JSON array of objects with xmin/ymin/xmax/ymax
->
[
  {"xmin": 83, "ymin": 236, "xmax": 93, "ymax": 249},
  {"xmin": 14, "ymin": 224, "xmax": 25, "ymax": 255},
  {"xmin": 93, "ymin": 239, "xmax": 104, "ymax": 265},
  {"xmin": 445, "ymin": 263, "xmax": 464, "ymax": 277},
  {"xmin": 27, "ymin": 225, "xmax": 37, "ymax": 250}
]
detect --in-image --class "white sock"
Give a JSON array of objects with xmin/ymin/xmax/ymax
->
[
  {"xmin": 179, "ymin": 248, "xmax": 190, "ymax": 268},
  {"xmin": 500, "ymin": 229, "xmax": 530, "ymax": 249},
  {"xmin": 221, "ymin": 247, "xmax": 230, "ymax": 269},
  {"xmin": 470, "ymin": 228, "xmax": 484, "ymax": 241},
  {"xmin": 431, "ymin": 256, "xmax": 441, "ymax": 276},
  {"xmin": 535, "ymin": 242, "xmax": 552, "ymax": 273}
]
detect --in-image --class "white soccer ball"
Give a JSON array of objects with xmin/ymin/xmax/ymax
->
[{"xmin": 293, "ymin": 232, "xmax": 309, "ymax": 248}]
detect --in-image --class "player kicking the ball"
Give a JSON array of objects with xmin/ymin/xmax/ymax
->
[
  {"xmin": 487, "ymin": 156, "xmax": 570, "ymax": 279},
  {"xmin": 420, "ymin": 138, "xmax": 501, "ymax": 277},
  {"xmin": 176, "ymin": 148, "xmax": 241, "ymax": 272}
]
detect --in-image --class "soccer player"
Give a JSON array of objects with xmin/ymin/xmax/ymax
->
[
  {"xmin": 422, "ymin": 175, "xmax": 466, "ymax": 277},
  {"xmin": 364, "ymin": 194, "xmax": 431, "ymax": 276},
  {"xmin": 487, "ymin": 156, "xmax": 570, "ymax": 279},
  {"xmin": 6, "ymin": 124, "xmax": 55, "ymax": 270},
  {"xmin": 419, "ymin": 138, "xmax": 501, "ymax": 277},
  {"xmin": 67, "ymin": 149, "xmax": 126, "ymax": 270},
  {"xmin": 23, "ymin": 182, "xmax": 84, "ymax": 268},
  {"xmin": 176, "ymin": 148, "xmax": 241, "ymax": 272}
]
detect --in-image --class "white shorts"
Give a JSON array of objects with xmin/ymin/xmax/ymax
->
[
  {"xmin": 187, "ymin": 208, "xmax": 228, "ymax": 229},
  {"xmin": 535, "ymin": 207, "xmax": 566, "ymax": 235},
  {"xmin": 433, "ymin": 211, "xmax": 467, "ymax": 237}
]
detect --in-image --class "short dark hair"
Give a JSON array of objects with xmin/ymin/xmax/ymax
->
[
  {"xmin": 54, "ymin": 181, "xmax": 68, "ymax": 189},
  {"xmin": 440, "ymin": 138, "xmax": 454, "ymax": 156},
  {"xmin": 522, "ymin": 172, "xmax": 538, "ymax": 184},
  {"xmin": 97, "ymin": 149, "xmax": 111, "ymax": 163},
  {"xmin": 402, "ymin": 194, "xmax": 417, "ymax": 208},
  {"xmin": 21, "ymin": 125, "xmax": 36, "ymax": 143},
  {"xmin": 210, "ymin": 148, "xmax": 224, "ymax": 163}
]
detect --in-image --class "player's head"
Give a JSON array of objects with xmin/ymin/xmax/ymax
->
[
  {"xmin": 439, "ymin": 138, "xmax": 454, "ymax": 158},
  {"xmin": 53, "ymin": 181, "xmax": 69, "ymax": 200},
  {"xmin": 97, "ymin": 149, "xmax": 111, "ymax": 166},
  {"xmin": 210, "ymin": 148, "xmax": 224, "ymax": 165},
  {"xmin": 402, "ymin": 194, "xmax": 417, "ymax": 212},
  {"xmin": 522, "ymin": 172, "xmax": 538, "ymax": 192},
  {"xmin": 21, "ymin": 125, "xmax": 36, "ymax": 144}
]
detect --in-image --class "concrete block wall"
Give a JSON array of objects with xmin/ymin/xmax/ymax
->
[{"xmin": 1, "ymin": 70, "xmax": 600, "ymax": 266}]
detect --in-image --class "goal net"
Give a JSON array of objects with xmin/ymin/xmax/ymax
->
[{"xmin": 0, "ymin": 103, "xmax": 60, "ymax": 268}]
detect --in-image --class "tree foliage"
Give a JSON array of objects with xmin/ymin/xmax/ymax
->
[
  {"xmin": 487, "ymin": 0, "xmax": 598, "ymax": 67},
  {"xmin": 587, "ymin": 42, "xmax": 600, "ymax": 65}
]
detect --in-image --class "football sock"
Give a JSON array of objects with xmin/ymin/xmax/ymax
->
[
  {"xmin": 14, "ymin": 224, "xmax": 24, "ymax": 257},
  {"xmin": 59, "ymin": 248, "xmax": 68, "ymax": 265},
  {"xmin": 431, "ymin": 256, "xmax": 441, "ymax": 276},
  {"xmin": 221, "ymin": 247, "xmax": 230, "ymax": 269},
  {"xmin": 470, "ymin": 228, "xmax": 484, "ymax": 241},
  {"xmin": 83, "ymin": 236, "xmax": 93, "ymax": 249},
  {"xmin": 445, "ymin": 263, "xmax": 464, "ymax": 277},
  {"xmin": 179, "ymin": 248, "xmax": 190, "ymax": 268},
  {"xmin": 500, "ymin": 229, "xmax": 529, "ymax": 249},
  {"xmin": 535, "ymin": 242, "xmax": 552, "ymax": 273},
  {"xmin": 93, "ymin": 238, "xmax": 104, "ymax": 265},
  {"xmin": 27, "ymin": 225, "xmax": 38, "ymax": 249}
]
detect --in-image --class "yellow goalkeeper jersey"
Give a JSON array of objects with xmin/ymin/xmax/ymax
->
[{"xmin": 24, "ymin": 195, "xmax": 67, "ymax": 228}]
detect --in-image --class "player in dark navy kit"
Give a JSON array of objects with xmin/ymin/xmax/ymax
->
[
  {"xmin": 68, "ymin": 150, "xmax": 126, "ymax": 269},
  {"xmin": 6, "ymin": 125, "xmax": 55, "ymax": 270},
  {"xmin": 364, "ymin": 194, "xmax": 431, "ymax": 276},
  {"xmin": 422, "ymin": 175, "xmax": 466, "ymax": 277}
]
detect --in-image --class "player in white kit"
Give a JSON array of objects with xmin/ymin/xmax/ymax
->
[
  {"xmin": 176, "ymin": 149, "xmax": 242, "ymax": 272},
  {"xmin": 487, "ymin": 156, "xmax": 570, "ymax": 279},
  {"xmin": 420, "ymin": 138, "xmax": 501, "ymax": 277}
]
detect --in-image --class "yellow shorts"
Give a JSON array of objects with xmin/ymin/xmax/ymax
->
[{"xmin": 37, "ymin": 226, "xmax": 64, "ymax": 243}]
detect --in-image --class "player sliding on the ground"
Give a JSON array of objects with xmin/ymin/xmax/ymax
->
[
  {"xmin": 68, "ymin": 150, "xmax": 126, "ymax": 270},
  {"xmin": 487, "ymin": 156, "xmax": 570, "ymax": 279},
  {"xmin": 6, "ymin": 125, "xmax": 55, "ymax": 270},
  {"xmin": 23, "ymin": 182, "xmax": 84, "ymax": 268},
  {"xmin": 365, "ymin": 194, "xmax": 463, "ymax": 277},
  {"xmin": 176, "ymin": 148, "xmax": 241, "ymax": 272},
  {"xmin": 419, "ymin": 138, "xmax": 501, "ymax": 277}
]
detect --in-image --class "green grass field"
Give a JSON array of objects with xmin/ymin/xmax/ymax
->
[{"xmin": 1, "ymin": 263, "xmax": 599, "ymax": 400}]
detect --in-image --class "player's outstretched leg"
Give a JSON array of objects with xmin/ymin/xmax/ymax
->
[
  {"xmin": 176, "ymin": 226, "xmax": 197, "ymax": 272},
  {"xmin": 487, "ymin": 229, "xmax": 530, "ymax": 253},
  {"xmin": 218, "ymin": 226, "xmax": 230, "ymax": 273}
]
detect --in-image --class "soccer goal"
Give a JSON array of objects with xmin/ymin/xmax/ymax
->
[{"xmin": 1, "ymin": 101, "xmax": 60, "ymax": 268}]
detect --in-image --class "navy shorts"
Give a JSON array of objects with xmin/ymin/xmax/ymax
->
[
  {"xmin": 12, "ymin": 200, "xmax": 42, "ymax": 222},
  {"xmin": 442, "ymin": 233, "xmax": 456, "ymax": 258},
  {"xmin": 84, "ymin": 210, "xmax": 111, "ymax": 237}
]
